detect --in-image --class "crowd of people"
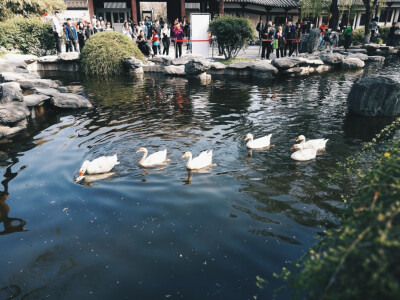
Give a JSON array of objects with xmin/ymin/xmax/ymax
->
[
  {"xmin": 256, "ymin": 17, "xmax": 400, "ymax": 59},
  {"xmin": 51, "ymin": 10, "xmax": 191, "ymax": 58}
]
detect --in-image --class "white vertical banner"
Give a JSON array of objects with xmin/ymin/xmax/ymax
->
[{"xmin": 190, "ymin": 13, "xmax": 210, "ymax": 58}]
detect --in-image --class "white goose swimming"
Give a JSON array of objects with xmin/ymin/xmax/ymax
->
[
  {"xmin": 137, "ymin": 148, "xmax": 168, "ymax": 167},
  {"xmin": 244, "ymin": 133, "xmax": 272, "ymax": 149},
  {"xmin": 296, "ymin": 135, "xmax": 328, "ymax": 151},
  {"xmin": 291, "ymin": 144, "xmax": 317, "ymax": 161},
  {"xmin": 75, "ymin": 154, "xmax": 119, "ymax": 182},
  {"xmin": 182, "ymin": 150, "xmax": 213, "ymax": 170}
]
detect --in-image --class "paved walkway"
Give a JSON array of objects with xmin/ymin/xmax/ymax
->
[{"xmin": 152, "ymin": 42, "xmax": 278, "ymax": 61}]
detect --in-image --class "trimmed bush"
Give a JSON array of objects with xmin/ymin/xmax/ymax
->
[
  {"xmin": 0, "ymin": 16, "xmax": 54, "ymax": 55},
  {"xmin": 209, "ymin": 15, "xmax": 254, "ymax": 59},
  {"xmin": 80, "ymin": 31, "xmax": 145, "ymax": 75}
]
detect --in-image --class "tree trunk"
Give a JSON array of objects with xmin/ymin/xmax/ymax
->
[
  {"xmin": 330, "ymin": 0, "xmax": 339, "ymax": 31},
  {"xmin": 363, "ymin": 0, "xmax": 379, "ymax": 44},
  {"xmin": 363, "ymin": 0, "xmax": 371, "ymax": 44}
]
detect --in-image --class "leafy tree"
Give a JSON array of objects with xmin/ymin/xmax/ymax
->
[
  {"xmin": 209, "ymin": 15, "xmax": 254, "ymax": 59},
  {"xmin": 0, "ymin": 0, "xmax": 66, "ymax": 21}
]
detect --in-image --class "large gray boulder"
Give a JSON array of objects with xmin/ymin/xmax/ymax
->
[
  {"xmin": 184, "ymin": 57, "xmax": 210, "ymax": 75},
  {"xmin": 341, "ymin": 58, "xmax": 365, "ymax": 69},
  {"xmin": 251, "ymin": 61, "xmax": 278, "ymax": 78},
  {"xmin": 37, "ymin": 55, "xmax": 60, "ymax": 63},
  {"xmin": 210, "ymin": 62, "xmax": 226, "ymax": 70},
  {"xmin": 346, "ymin": 53, "xmax": 369, "ymax": 61},
  {"xmin": 347, "ymin": 75, "xmax": 400, "ymax": 116},
  {"xmin": 23, "ymin": 94, "xmax": 51, "ymax": 107},
  {"xmin": 164, "ymin": 65, "xmax": 186, "ymax": 76},
  {"xmin": 367, "ymin": 56, "xmax": 385, "ymax": 62},
  {"xmin": 320, "ymin": 53, "xmax": 344, "ymax": 65},
  {"xmin": 33, "ymin": 87, "xmax": 61, "ymax": 98},
  {"xmin": 123, "ymin": 57, "xmax": 144, "ymax": 74},
  {"xmin": 17, "ymin": 78, "xmax": 59, "ymax": 89},
  {"xmin": 2, "ymin": 54, "xmax": 38, "ymax": 64},
  {"xmin": 0, "ymin": 72, "xmax": 40, "ymax": 83},
  {"xmin": 226, "ymin": 60, "xmax": 255, "ymax": 70},
  {"xmin": 52, "ymin": 93, "xmax": 92, "ymax": 109},
  {"xmin": 0, "ymin": 103, "xmax": 30, "ymax": 124},
  {"xmin": 271, "ymin": 57, "xmax": 301, "ymax": 69},
  {"xmin": 0, "ymin": 82, "xmax": 23, "ymax": 103},
  {"xmin": 59, "ymin": 52, "xmax": 80, "ymax": 61},
  {"xmin": 299, "ymin": 29, "xmax": 320, "ymax": 54},
  {"xmin": 171, "ymin": 54, "xmax": 203, "ymax": 66},
  {"xmin": 347, "ymin": 48, "xmax": 368, "ymax": 54},
  {"xmin": 0, "ymin": 59, "xmax": 28, "ymax": 73},
  {"xmin": 0, "ymin": 119, "xmax": 27, "ymax": 137}
]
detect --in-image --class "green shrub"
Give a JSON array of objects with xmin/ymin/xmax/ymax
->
[
  {"xmin": 80, "ymin": 31, "xmax": 145, "ymax": 75},
  {"xmin": 0, "ymin": 0, "xmax": 66, "ymax": 21},
  {"xmin": 274, "ymin": 119, "xmax": 400, "ymax": 299},
  {"xmin": 0, "ymin": 16, "xmax": 54, "ymax": 55},
  {"xmin": 209, "ymin": 15, "xmax": 254, "ymax": 59}
]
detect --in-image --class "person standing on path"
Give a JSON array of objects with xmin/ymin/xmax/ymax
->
[
  {"xmin": 261, "ymin": 21, "xmax": 274, "ymax": 60},
  {"xmin": 343, "ymin": 22, "xmax": 352, "ymax": 51},
  {"xmin": 173, "ymin": 23, "xmax": 184, "ymax": 58},
  {"xmin": 274, "ymin": 26, "xmax": 284, "ymax": 58},
  {"xmin": 51, "ymin": 11, "xmax": 62, "ymax": 54},
  {"xmin": 387, "ymin": 22, "xmax": 399, "ymax": 46},
  {"xmin": 283, "ymin": 21, "xmax": 297, "ymax": 57},
  {"xmin": 77, "ymin": 22, "xmax": 86, "ymax": 51},
  {"xmin": 65, "ymin": 18, "xmax": 78, "ymax": 52},
  {"xmin": 161, "ymin": 23, "xmax": 170, "ymax": 56},
  {"xmin": 256, "ymin": 18, "xmax": 264, "ymax": 42}
]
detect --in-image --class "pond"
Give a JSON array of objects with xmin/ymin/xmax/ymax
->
[{"xmin": 0, "ymin": 58, "xmax": 399, "ymax": 299}]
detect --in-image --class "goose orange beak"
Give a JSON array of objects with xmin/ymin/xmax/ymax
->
[
  {"xmin": 244, "ymin": 136, "xmax": 248, "ymax": 141},
  {"xmin": 291, "ymin": 145, "xmax": 295, "ymax": 150},
  {"xmin": 296, "ymin": 137, "xmax": 300, "ymax": 141},
  {"xmin": 79, "ymin": 171, "xmax": 84, "ymax": 176}
]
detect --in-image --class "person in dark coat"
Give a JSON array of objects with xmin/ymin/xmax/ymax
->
[
  {"xmin": 283, "ymin": 21, "xmax": 297, "ymax": 57},
  {"xmin": 260, "ymin": 21, "xmax": 274, "ymax": 60},
  {"xmin": 256, "ymin": 19, "xmax": 264, "ymax": 41},
  {"xmin": 65, "ymin": 18, "xmax": 78, "ymax": 52}
]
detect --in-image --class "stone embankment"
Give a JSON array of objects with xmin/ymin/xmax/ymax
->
[{"xmin": 0, "ymin": 54, "xmax": 92, "ymax": 138}]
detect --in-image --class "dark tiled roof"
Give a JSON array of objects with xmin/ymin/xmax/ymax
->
[{"xmin": 224, "ymin": 0, "xmax": 299, "ymax": 8}]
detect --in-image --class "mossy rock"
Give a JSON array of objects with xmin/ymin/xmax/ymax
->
[{"xmin": 80, "ymin": 31, "xmax": 145, "ymax": 75}]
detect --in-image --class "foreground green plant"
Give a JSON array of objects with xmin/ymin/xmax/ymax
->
[
  {"xmin": 0, "ymin": 16, "xmax": 54, "ymax": 55},
  {"xmin": 209, "ymin": 15, "xmax": 254, "ymax": 59},
  {"xmin": 80, "ymin": 31, "xmax": 145, "ymax": 75},
  {"xmin": 274, "ymin": 118, "xmax": 400, "ymax": 299},
  {"xmin": 0, "ymin": 0, "xmax": 65, "ymax": 21}
]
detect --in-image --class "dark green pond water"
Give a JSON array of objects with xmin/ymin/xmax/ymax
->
[{"xmin": 0, "ymin": 58, "xmax": 399, "ymax": 299}]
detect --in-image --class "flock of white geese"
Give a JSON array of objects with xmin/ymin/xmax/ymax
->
[{"xmin": 75, "ymin": 134, "xmax": 328, "ymax": 182}]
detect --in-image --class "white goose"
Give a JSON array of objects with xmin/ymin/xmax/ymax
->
[
  {"xmin": 244, "ymin": 133, "xmax": 272, "ymax": 149},
  {"xmin": 137, "ymin": 148, "xmax": 168, "ymax": 167},
  {"xmin": 291, "ymin": 144, "xmax": 317, "ymax": 161},
  {"xmin": 296, "ymin": 135, "xmax": 328, "ymax": 151},
  {"xmin": 75, "ymin": 154, "xmax": 119, "ymax": 182},
  {"xmin": 182, "ymin": 150, "xmax": 213, "ymax": 170}
]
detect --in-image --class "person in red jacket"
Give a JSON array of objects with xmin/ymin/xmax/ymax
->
[{"xmin": 151, "ymin": 28, "xmax": 160, "ymax": 56}]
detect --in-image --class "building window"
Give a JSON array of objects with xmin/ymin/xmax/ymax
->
[{"xmin": 379, "ymin": 9, "xmax": 392, "ymax": 23}]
